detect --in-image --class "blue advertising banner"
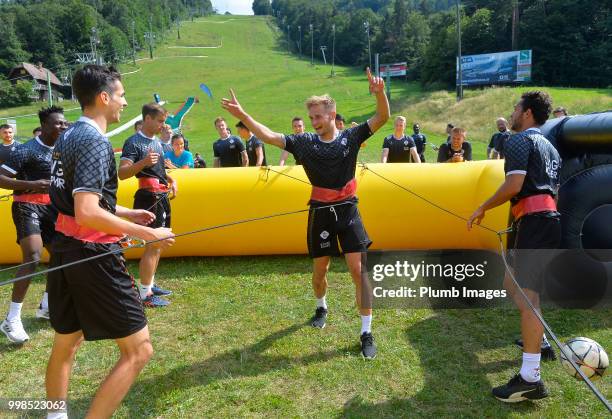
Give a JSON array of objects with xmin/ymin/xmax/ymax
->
[{"xmin": 457, "ymin": 50, "xmax": 532, "ymax": 86}]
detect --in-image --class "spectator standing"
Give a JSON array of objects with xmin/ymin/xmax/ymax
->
[
  {"xmin": 236, "ymin": 121, "xmax": 266, "ymax": 167},
  {"xmin": 212, "ymin": 117, "xmax": 248, "ymax": 167},
  {"xmin": 164, "ymin": 134, "xmax": 194, "ymax": 168},
  {"xmin": 411, "ymin": 123, "xmax": 427, "ymax": 162}
]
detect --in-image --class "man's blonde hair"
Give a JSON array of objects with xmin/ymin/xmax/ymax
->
[
  {"xmin": 305, "ymin": 94, "xmax": 336, "ymax": 111},
  {"xmin": 395, "ymin": 116, "xmax": 406, "ymax": 124},
  {"xmin": 451, "ymin": 127, "xmax": 467, "ymax": 137}
]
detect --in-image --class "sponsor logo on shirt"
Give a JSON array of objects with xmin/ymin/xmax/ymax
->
[
  {"xmin": 50, "ymin": 157, "xmax": 65, "ymax": 189},
  {"xmin": 320, "ymin": 242, "xmax": 330, "ymax": 248}
]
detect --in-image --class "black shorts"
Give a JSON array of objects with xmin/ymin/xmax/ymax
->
[
  {"xmin": 133, "ymin": 189, "xmax": 171, "ymax": 228},
  {"xmin": 48, "ymin": 240, "xmax": 147, "ymax": 341},
  {"xmin": 307, "ymin": 201, "xmax": 372, "ymax": 258},
  {"xmin": 11, "ymin": 202, "xmax": 57, "ymax": 244},
  {"xmin": 511, "ymin": 212, "xmax": 561, "ymax": 293}
]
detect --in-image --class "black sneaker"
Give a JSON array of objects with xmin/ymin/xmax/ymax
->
[
  {"xmin": 492, "ymin": 374, "xmax": 549, "ymax": 403},
  {"xmin": 514, "ymin": 338, "xmax": 557, "ymax": 361},
  {"xmin": 311, "ymin": 307, "xmax": 327, "ymax": 329},
  {"xmin": 360, "ymin": 332, "xmax": 377, "ymax": 359}
]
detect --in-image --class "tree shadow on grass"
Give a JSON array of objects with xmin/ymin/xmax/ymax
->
[
  {"xmin": 339, "ymin": 310, "xmax": 544, "ymax": 418},
  {"xmin": 69, "ymin": 321, "xmax": 342, "ymax": 417}
]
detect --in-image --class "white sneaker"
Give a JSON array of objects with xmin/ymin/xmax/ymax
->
[
  {"xmin": 1, "ymin": 318, "xmax": 29, "ymax": 343},
  {"xmin": 35, "ymin": 305, "xmax": 50, "ymax": 320}
]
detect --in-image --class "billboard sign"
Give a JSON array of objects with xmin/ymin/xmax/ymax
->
[
  {"xmin": 457, "ymin": 50, "xmax": 532, "ymax": 86},
  {"xmin": 380, "ymin": 62, "xmax": 407, "ymax": 77}
]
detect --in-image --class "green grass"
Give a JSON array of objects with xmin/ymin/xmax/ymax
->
[
  {"xmin": 0, "ymin": 257, "xmax": 610, "ymax": 417},
  {"xmin": 0, "ymin": 15, "xmax": 610, "ymax": 417}
]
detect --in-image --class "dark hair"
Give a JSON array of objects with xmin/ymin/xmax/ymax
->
[
  {"xmin": 292, "ymin": 116, "xmax": 303, "ymax": 123},
  {"xmin": 33, "ymin": 127, "xmax": 42, "ymax": 134},
  {"xmin": 142, "ymin": 103, "xmax": 167, "ymax": 120},
  {"xmin": 171, "ymin": 133, "xmax": 184, "ymax": 143},
  {"xmin": 38, "ymin": 105, "xmax": 64, "ymax": 125},
  {"xmin": 553, "ymin": 106, "xmax": 567, "ymax": 116},
  {"xmin": 235, "ymin": 121, "xmax": 248, "ymax": 130},
  {"xmin": 447, "ymin": 123, "xmax": 454, "ymax": 129},
  {"xmin": 0, "ymin": 124, "xmax": 11, "ymax": 130},
  {"xmin": 520, "ymin": 91, "xmax": 553, "ymax": 125},
  {"xmin": 335, "ymin": 113, "xmax": 345, "ymax": 122},
  {"xmin": 134, "ymin": 120, "xmax": 143, "ymax": 127},
  {"xmin": 72, "ymin": 65, "xmax": 122, "ymax": 110}
]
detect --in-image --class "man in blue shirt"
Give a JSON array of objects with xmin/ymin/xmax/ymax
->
[{"xmin": 165, "ymin": 134, "xmax": 194, "ymax": 168}]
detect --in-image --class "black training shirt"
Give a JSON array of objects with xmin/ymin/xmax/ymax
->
[
  {"xmin": 382, "ymin": 134, "xmax": 416, "ymax": 163},
  {"xmin": 246, "ymin": 135, "xmax": 267, "ymax": 166},
  {"xmin": 50, "ymin": 117, "xmax": 118, "ymax": 217},
  {"xmin": 283, "ymin": 122, "xmax": 373, "ymax": 191},
  {"xmin": 504, "ymin": 127, "xmax": 561, "ymax": 204},
  {"xmin": 120, "ymin": 132, "xmax": 168, "ymax": 185},
  {"xmin": 1, "ymin": 137, "xmax": 53, "ymax": 196},
  {"xmin": 437, "ymin": 142, "xmax": 473, "ymax": 162},
  {"xmin": 213, "ymin": 136, "xmax": 245, "ymax": 167}
]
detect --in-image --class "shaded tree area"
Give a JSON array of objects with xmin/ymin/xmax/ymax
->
[
  {"xmin": 271, "ymin": 0, "xmax": 611, "ymax": 88},
  {"xmin": 0, "ymin": 0, "xmax": 214, "ymax": 76}
]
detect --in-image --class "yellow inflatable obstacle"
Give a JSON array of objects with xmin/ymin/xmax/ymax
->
[{"xmin": 0, "ymin": 161, "xmax": 508, "ymax": 264}]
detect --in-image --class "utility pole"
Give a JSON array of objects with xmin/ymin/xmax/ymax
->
[
  {"xmin": 131, "ymin": 20, "xmax": 136, "ymax": 65},
  {"xmin": 298, "ymin": 25, "xmax": 302, "ymax": 56},
  {"xmin": 511, "ymin": 0, "xmax": 519, "ymax": 50},
  {"xmin": 456, "ymin": 0, "xmax": 463, "ymax": 101},
  {"xmin": 287, "ymin": 25, "xmax": 291, "ymax": 53},
  {"xmin": 145, "ymin": 15, "xmax": 154, "ymax": 60},
  {"xmin": 320, "ymin": 46, "xmax": 327, "ymax": 65},
  {"xmin": 309, "ymin": 24, "xmax": 314, "ymax": 66},
  {"xmin": 331, "ymin": 24, "xmax": 335, "ymax": 76},
  {"xmin": 364, "ymin": 21, "xmax": 372, "ymax": 70},
  {"xmin": 90, "ymin": 27, "xmax": 100, "ymax": 65}
]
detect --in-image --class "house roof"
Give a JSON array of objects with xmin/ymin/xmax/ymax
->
[{"xmin": 12, "ymin": 62, "xmax": 63, "ymax": 86}]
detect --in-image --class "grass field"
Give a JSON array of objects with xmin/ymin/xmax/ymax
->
[{"xmin": 0, "ymin": 15, "xmax": 610, "ymax": 418}]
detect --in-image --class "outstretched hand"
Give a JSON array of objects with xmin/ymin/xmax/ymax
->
[
  {"xmin": 367, "ymin": 67, "xmax": 385, "ymax": 94},
  {"xmin": 221, "ymin": 89, "xmax": 246, "ymax": 119},
  {"xmin": 467, "ymin": 206, "xmax": 485, "ymax": 231}
]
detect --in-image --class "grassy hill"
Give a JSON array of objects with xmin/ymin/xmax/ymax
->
[
  {"xmin": 1, "ymin": 15, "xmax": 610, "ymax": 163},
  {"xmin": 0, "ymin": 15, "xmax": 610, "ymax": 418}
]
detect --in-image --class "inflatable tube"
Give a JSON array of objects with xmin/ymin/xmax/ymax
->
[
  {"xmin": 0, "ymin": 161, "xmax": 509, "ymax": 264},
  {"xmin": 541, "ymin": 111, "xmax": 612, "ymax": 153},
  {"xmin": 542, "ymin": 111, "xmax": 612, "ymax": 251}
]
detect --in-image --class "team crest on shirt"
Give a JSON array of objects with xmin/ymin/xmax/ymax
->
[
  {"xmin": 404, "ymin": 140, "xmax": 409, "ymax": 146},
  {"xmin": 320, "ymin": 230, "xmax": 329, "ymax": 239},
  {"xmin": 341, "ymin": 138, "xmax": 347, "ymax": 146},
  {"xmin": 31, "ymin": 212, "xmax": 38, "ymax": 219}
]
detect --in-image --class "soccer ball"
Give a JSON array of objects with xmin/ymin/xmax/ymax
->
[{"xmin": 560, "ymin": 337, "xmax": 609, "ymax": 381}]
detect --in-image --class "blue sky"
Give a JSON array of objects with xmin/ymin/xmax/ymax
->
[{"xmin": 211, "ymin": 0, "xmax": 255, "ymax": 15}]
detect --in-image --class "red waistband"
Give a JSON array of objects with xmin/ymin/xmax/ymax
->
[
  {"xmin": 310, "ymin": 178, "xmax": 357, "ymax": 203},
  {"xmin": 512, "ymin": 194, "xmax": 557, "ymax": 220},
  {"xmin": 138, "ymin": 177, "xmax": 169, "ymax": 193},
  {"xmin": 13, "ymin": 194, "xmax": 50, "ymax": 205},
  {"xmin": 55, "ymin": 213, "xmax": 125, "ymax": 244}
]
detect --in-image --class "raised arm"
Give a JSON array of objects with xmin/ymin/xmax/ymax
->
[
  {"xmin": 366, "ymin": 68, "xmax": 391, "ymax": 133},
  {"xmin": 222, "ymin": 89, "xmax": 286, "ymax": 149}
]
